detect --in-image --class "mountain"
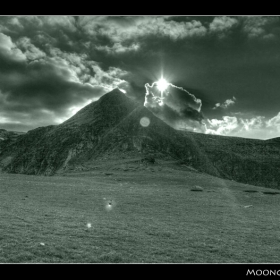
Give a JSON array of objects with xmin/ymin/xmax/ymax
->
[
  {"xmin": 0, "ymin": 129, "xmax": 25, "ymax": 150},
  {"xmin": 0, "ymin": 89, "xmax": 218, "ymax": 176},
  {"xmin": 184, "ymin": 132, "xmax": 280, "ymax": 189},
  {"xmin": 0, "ymin": 129, "xmax": 25, "ymax": 140},
  {"xmin": 0, "ymin": 88, "xmax": 280, "ymax": 189}
]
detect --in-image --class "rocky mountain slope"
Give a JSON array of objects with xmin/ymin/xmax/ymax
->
[
  {"xmin": 0, "ymin": 89, "xmax": 218, "ymax": 176},
  {"xmin": 185, "ymin": 132, "xmax": 280, "ymax": 188},
  {"xmin": 0, "ymin": 88, "xmax": 279, "ymax": 189}
]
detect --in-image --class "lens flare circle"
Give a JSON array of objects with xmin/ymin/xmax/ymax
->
[{"xmin": 140, "ymin": 117, "xmax": 150, "ymax": 127}]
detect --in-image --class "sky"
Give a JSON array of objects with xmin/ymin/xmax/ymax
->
[{"xmin": 0, "ymin": 15, "xmax": 280, "ymax": 139}]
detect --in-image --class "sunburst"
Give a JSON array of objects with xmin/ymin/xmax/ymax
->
[{"xmin": 156, "ymin": 77, "xmax": 169, "ymax": 93}]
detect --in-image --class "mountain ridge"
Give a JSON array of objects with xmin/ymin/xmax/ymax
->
[{"xmin": 0, "ymin": 88, "xmax": 280, "ymax": 189}]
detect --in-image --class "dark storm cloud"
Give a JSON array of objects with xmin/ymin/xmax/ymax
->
[
  {"xmin": 145, "ymin": 101, "xmax": 204, "ymax": 133},
  {"xmin": 149, "ymin": 102, "xmax": 203, "ymax": 125},
  {"xmin": 0, "ymin": 37, "xmax": 104, "ymax": 110},
  {"xmin": 164, "ymin": 86, "xmax": 202, "ymax": 112},
  {"xmin": 0, "ymin": 26, "xmax": 128, "ymax": 131},
  {"xmin": 180, "ymin": 107, "xmax": 204, "ymax": 122},
  {"xmin": 144, "ymin": 82, "xmax": 204, "ymax": 131},
  {"xmin": 0, "ymin": 59, "xmax": 101, "ymax": 112},
  {"xmin": 76, "ymin": 16, "xmax": 208, "ymax": 42},
  {"xmin": 0, "ymin": 16, "xmax": 280, "ymax": 138},
  {"xmin": 0, "ymin": 55, "xmax": 106, "ymax": 131}
]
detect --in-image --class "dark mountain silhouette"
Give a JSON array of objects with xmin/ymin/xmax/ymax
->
[{"xmin": 0, "ymin": 88, "xmax": 280, "ymax": 189}]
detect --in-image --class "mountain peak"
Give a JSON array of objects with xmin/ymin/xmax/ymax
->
[
  {"xmin": 98, "ymin": 88, "xmax": 131, "ymax": 105},
  {"xmin": 61, "ymin": 88, "xmax": 138, "ymax": 128},
  {"xmin": 100, "ymin": 87, "xmax": 125, "ymax": 97}
]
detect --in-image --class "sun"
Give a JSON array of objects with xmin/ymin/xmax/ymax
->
[{"xmin": 156, "ymin": 77, "xmax": 169, "ymax": 93}]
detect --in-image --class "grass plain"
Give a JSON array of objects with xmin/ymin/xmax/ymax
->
[{"xmin": 1, "ymin": 160, "xmax": 280, "ymax": 263}]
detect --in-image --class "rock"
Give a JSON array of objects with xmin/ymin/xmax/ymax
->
[{"xmin": 190, "ymin": 186, "xmax": 204, "ymax": 192}]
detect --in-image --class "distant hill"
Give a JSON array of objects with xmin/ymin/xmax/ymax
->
[
  {"xmin": 0, "ymin": 129, "xmax": 25, "ymax": 148},
  {"xmin": 0, "ymin": 88, "xmax": 280, "ymax": 189},
  {"xmin": 184, "ymin": 132, "xmax": 280, "ymax": 189}
]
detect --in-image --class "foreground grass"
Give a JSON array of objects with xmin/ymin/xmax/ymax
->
[{"xmin": 0, "ymin": 166, "xmax": 280, "ymax": 263}]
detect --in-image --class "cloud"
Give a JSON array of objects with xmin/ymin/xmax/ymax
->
[
  {"xmin": 204, "ymin": 113, "xmax": 280, "ymax": 139},
  {"xmin": 213, "ymin": 96, "xmax": 236, "ymax": 109},
  {"xmin": 207, "ymin": 16, "xmax": 280, "ymax": 41},
  {"xmin": 205, "ymin": 116, "xmax": 241, "ymax": 135},
  {"xmin": 0, "ymin": 31, "xmax": 130, "ymax": 131},
  {"xmin": 209, "ymin": 16, "xmax": 239, "ymax": 36},
  {"xmin": 79, "ymin": 16, "xmax": 208, "ymax": 42},
  {"xmin": 144, "ymin": 81, "xmax": 203, "ymax": 130},
  {"xmin": 95, "ymin": 42, "xmax": 140, "ymax": 54},
  {"xmin": 0, "ymin": 32, "xmax": 25, "ymax": 61},
  {"xmin": 0, "ymin": 16, "xmax": 82, "ymax": 58},
  {"xmin": 39, "ymin": 16, "xmax": 76, "ymax": 32},
  {"xmin": 242, "ymin": 16, "xmax": 279, "ymax": 39},
  {"xmin": 44, "ymin": 46, "xmax": 130, "ymax": 91},
  {"xmin": 16, "ymin": 36, "xmax": 46, "ymax": 61},
  {"xmin": 0, "ymin": 16, "xmax": 77, "ymax": 35},
  {"xmin": 267, "ymin": 112, "xmax": 280, "ymax": 129},
  {"xmin": 1, "ymin": 15, "xmax": 280, "ymax": 140},
  {"xmin": 87, "ymin": 65, "xmax": 129, "ymax": 91}
]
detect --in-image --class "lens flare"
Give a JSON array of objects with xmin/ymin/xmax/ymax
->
[
  {"xmin": 105, "ymin": 203, "xmax": 113, "ymax": 211},
  {"xmin": 156, "ymin": 78, "xmax": 169, "ymax": 93},
  {"xmin": 104, "ymin": 199, "xmax": 115, "ymax": 211},
  {"xmin": 144, "ymin": 78, "xmax": 204, "ymax": 132},
  {"xmin": 140, "ymin": 117, "xmax": 150, "ymax": 127}
]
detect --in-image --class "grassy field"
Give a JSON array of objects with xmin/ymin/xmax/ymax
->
[{"xmin": 1, "ymin": 162, "xmax": 280, "ymax": 263}]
